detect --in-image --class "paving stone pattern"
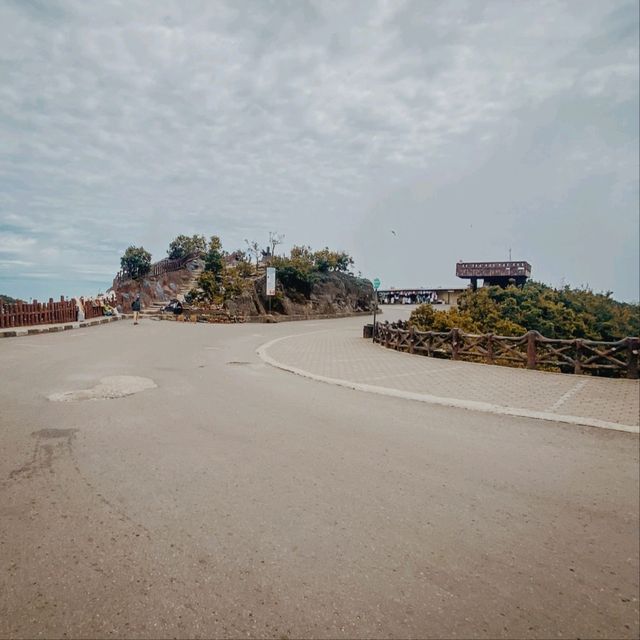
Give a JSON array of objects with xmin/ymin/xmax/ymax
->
[{"xmin": 266, "ymin": 328, "xmax": 640, "ymax": 428}]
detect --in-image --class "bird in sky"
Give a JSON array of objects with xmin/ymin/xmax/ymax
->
[{"xmin": 390, "ymin": 230, "xmax": 397, "ymax": 236}]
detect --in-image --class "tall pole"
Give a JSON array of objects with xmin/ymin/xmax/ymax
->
[{"xmin": 372, "ymin": 293, "xmax": 377, "ymax": 341}]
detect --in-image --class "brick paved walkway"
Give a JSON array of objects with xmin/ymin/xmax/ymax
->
[{"xmin": 260, "ymin": 325, "xmax": 640, "ymax": 432}]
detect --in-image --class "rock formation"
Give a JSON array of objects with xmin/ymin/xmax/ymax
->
[{"xmin": 111, "ymin": 260, "xmax": 374, "ymax": 319}]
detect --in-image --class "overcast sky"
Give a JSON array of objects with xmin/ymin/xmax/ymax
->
[{"xmin": 1, "ymin": 0, "xmax": 638, "ymax": 301}]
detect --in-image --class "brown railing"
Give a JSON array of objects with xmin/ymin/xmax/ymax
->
[
  {"xmin": 114, "ymin": 253, "xmax": 199, "ymax": 286},
  {"xmin": 0, "ymin": 297, "xmax": 111, "ymax": 328},
  {"xmin": 373, "ymin": 321, "xmax": 640, "ymax": 379},
  {"xmin": 1, "ymin": 297, "xmax": 78, "ymax": 328},
  {"xmin": 81, "ymin": 298, "xmax": 105, "ymax": 320}
]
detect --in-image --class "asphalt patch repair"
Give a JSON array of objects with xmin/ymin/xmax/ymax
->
[{"xmin": 47, "ymin": 375, "xmax": 157, "ymax": 402}]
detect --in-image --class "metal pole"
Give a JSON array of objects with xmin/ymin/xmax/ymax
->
[{"xmin": 372, "ymin": 294, "xmax": 377, "ymax": 341}]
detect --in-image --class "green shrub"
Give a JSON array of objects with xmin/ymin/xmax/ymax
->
[{"xmin": 410, "ymin": 282, "xmax": 639, "ymax": 340}]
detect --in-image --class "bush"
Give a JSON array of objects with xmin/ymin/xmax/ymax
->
[
  {"xmin": 410, "ymin": 282, "xmax": 639, "ymax": 341},
  {"xmin": 120, "ymin": 246, "xmax": 151, "ymax": 280}
]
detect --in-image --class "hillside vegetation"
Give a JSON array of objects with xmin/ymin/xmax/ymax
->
[
  {"xmin": 410, "ymin": 282, "xmax": 639, "ymax": 342},
  {"xmin": 117, "ymin": 233, "xmax": 373, "ymax": 316}
]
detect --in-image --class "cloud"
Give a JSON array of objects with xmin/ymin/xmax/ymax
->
[{"xmin": 0, "ymin": 0, "xmax": 637, "ymax": 300}]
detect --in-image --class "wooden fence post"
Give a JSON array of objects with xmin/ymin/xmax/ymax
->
[
  {"xmin": 451, "ymin": 329, "xmax": 459, "ymax": 360},
  {"xmin": 574, "ymin": 340, "xmax": 583, "ymax": 375},
  {"xmin": 408, "ymin": 326, "xmax": 415, "ymax": 354},
  {"xmin": 627, "ymin": 338, "xmax": 639, "ymax": 380},
  {"xmin": 526, "ymin": 331, "xmax": 537, "ymax": 370},
  {"xmin": 487, "ymin": 334, "xmax": 494, "ymax": 364}
]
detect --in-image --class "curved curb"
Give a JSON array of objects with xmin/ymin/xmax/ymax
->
[
  {"xmin": 257, "ymin": 334, "xmax": 639, "ymax": 435},
  {"xmin": 0, "ymin": 314, "xmax": 132, "ymax": 339}
]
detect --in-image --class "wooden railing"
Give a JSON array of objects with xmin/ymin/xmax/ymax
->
[
  {"xmin": 81, "ymin": 298, "xmax": 105, "ymax": 320},
  {"xmin": 114, "ymin": 253, "xmax": 199, "ymax": 286},
  {"xmin": 0, "ymin": 297, "xmax": 112, "ymax": 328},
  {"xmin": 373, "ymin": 321, "xmax": 640, "ymax": 379},
  {"xmin": 1, "ymin": 297, "xmax": 78, "ymax": 328}
]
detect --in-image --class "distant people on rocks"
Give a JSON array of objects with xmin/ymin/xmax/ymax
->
[{"xmin": 132, "ymin": 294, "xmax": 142, "ymax": 325}]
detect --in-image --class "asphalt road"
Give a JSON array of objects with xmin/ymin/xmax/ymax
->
[{"xmin": 1, "ymin": 312, "xmax": 638, "ymax": 639}]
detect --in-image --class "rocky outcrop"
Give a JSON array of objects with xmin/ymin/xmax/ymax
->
[
  {"xmin": 109, "ymin": 258, "xmax": 204, "ymax": 310},
  {"xmin": 111, "ymin": 261, "xmax": 374, "ymax": 319},
  {"xmin": 225, "ymin": 272, "xmax": 374, "ymax": 318}
]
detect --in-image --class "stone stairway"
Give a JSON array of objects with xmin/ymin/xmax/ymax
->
[{"xmin": 140, "ymin": 265, "xmax": 203, "ymax": 318}]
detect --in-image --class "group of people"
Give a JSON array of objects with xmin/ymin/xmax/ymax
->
[
  {"xmin": 378, "ymin": 291, "xmax": 440, "ymax": 305},
  {"xmin": 73, "ymin": 292, "xmax": 143, "ymax": 324}
]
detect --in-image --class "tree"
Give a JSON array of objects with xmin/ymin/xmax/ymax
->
[
  {"xmin": 312, "ymin": 248, "xmax": 354, "ymax": 272},
  {"xmin": 244, "ymin": 239, "xmax": 262, "ymax": 270},
  {"xmin": 167, "ymin": 234, "xmax": 207, "ymax": 260},
  {"xmin": 204, "ymin": 235, "xmax": 224, "ymax": 275},
  {"xmin": 268, "ymin": 231, "xmax": 285, "ymax": 257},
  {"xmin": 120, "ymin": 246, "xmax": 151, "ymax": 280}
]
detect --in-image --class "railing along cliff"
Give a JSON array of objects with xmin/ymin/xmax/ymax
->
[
  {"xmin": 113, "ymin": 253, "xmax": 199, "ymax": 286},
  {"xmin": 373, "ymin": 321, "xmax": 639, "ymax": 379}
]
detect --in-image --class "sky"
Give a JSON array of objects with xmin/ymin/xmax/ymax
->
[{"xmin": 0, "ymin": 0, "xmax": 638, "ymax": 302}]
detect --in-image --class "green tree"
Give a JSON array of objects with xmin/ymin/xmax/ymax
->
[
  {"xmin": 167, "ymin": 234, "xmax": 207, "ymax": 260},
  {"xmin": 312, "ymin": 248, "xmax": 353, "ymax": 272},
  {"xmin": 120, "ymin": 246, "xmax": 152, "ymax": 280},
  {"xmin": 204, "ymin": 235, "xmax": 224, "ymax": 274}
]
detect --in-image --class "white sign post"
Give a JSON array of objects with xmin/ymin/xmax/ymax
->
[{"xmin": 266, "ymin": 267, "xmax": 276, "ymax": 314}]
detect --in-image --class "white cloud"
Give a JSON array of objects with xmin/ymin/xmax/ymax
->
[{"xmin": 0, "ymin": 0, "xmax": 638, "ymax": 300}]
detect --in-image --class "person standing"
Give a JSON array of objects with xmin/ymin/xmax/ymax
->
[{"xmin": 132, "ymin": 293, "xmax": 141, "ymax": 325}]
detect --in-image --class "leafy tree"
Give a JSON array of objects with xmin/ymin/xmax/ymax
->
[
  {"xmin": 204, "ymin": 235, "xmax": 224, "ymax": 274},
  {"xmin": 120, "ymin": 246, "xmax": 152, "ymax": 280},
  {"xmin": 0, "ymin": 294, "xmax": 17, "ymax": 304},
  {"xmin": 167, "ymin": 234, "xmax": 207, "ymax": 260},
  {"xmin": 313, "ymin": 248, "xmax": 354, "ymax": 272}
]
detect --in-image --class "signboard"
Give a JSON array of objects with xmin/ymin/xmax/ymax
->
[
  {"xmin": 456, "ymin": 261, "xmax": 531, "ymax": 278},
  {"xmin": 266, "ymin": 267, "xmax": 276, "ymax": 296},
  {"xmin": 373, "ymin": 278, "xmax": 381, "ymax": 290}
]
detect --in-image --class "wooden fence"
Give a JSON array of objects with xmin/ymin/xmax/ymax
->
[
  {"xmin": 1, "ymin": 297, "xmax": 78, "ymax": 328},
  {"xmin": 0, "ymin": 297, "xmax": 109, "ymax": 328},
  {"xmin": 80, "ymin": 298, "xmax": 105, "ymax": 320},
  {"xmin": 114, "ymin": 252, "xmax": 198, "ymax": 286},
  {"xmin": 373, "ymin": 321, "xmax": 640, "ymax": 379}
]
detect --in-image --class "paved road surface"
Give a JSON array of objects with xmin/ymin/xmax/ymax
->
[{"xmin": 1, "ymin": 312, "xmax": 638, "ymax": 639}]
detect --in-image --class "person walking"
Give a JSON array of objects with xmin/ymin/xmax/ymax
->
[{"xmin": 132, "ymin": 293, "xmax": 142, "ymax": 325}]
